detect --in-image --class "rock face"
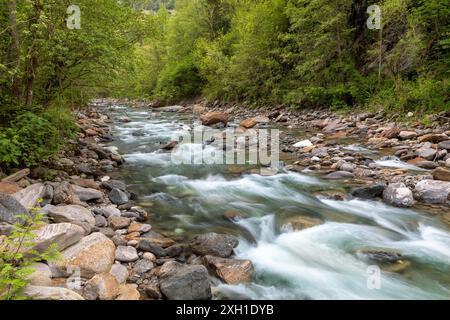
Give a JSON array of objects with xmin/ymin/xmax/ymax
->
[
  {"xmin": 13, "ymin": 183, "xmax": 45, "ymax": 209},
  {"xmin": 203, "ymin": 255, "xmax": 255, "ymax": 284},
  {"xmin": 115, "ymin": 246, "xmax": 139, "ymax": 262},
  {"xmin": 383, "ymin": 183, "xmax": 414, "ymax": 207},
  {"xmin": 54, "ymin": 232, "xmax": 116, "ymax": 278},
  {"xmin": 83, "ymin": 273, "xmax": 119, "ymax": 300},
  {"xmin": 47, "ymin": 205, "xmax": 96, "ymax": 230},
  {"xmin": 34, "ymin": 223, "xmax": 84, "ymax": 252},
  {"xmin": 108, "ymin": 188, "xmax": 129, "ymax": 205},
  {"xmin": 415, "ymin": 180, "xmax": 450, "ymax": 204},
  {"xmin": 351, "ymin": 184, "xmax": 386, "ymax": 199},
  {"xmin": 0, "ymin": 193, "xmax": 29, "ymax": 224},
  {"xmin": 24, "ymin": 285, "xmax": 84, "ymax": 300},
  {"xmin": 200, "ymin": 112, "xmax": 228, "ymax": 127},
  {"xmin": 432, "ymin": 167, "xmax": 450, "ymax": 182},
  {"xmin": 190, "ymin": 233, "xmax": 238, "ymax": 258},
  {"xmin": 159, "ymin": 262, "xmax": 211, "ymax": 300},
  {"xmin": 239, "ymin": 118, "xmax": 257, "ymax": 129}
]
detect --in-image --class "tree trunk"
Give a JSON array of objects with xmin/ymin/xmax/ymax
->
[
  {"xmin": 23, "ymin": 0, "xmax": 42, "ymax": 107},
  {"xmin": 7, "ymin": 0, "xmax": 21, "ymax": 100}
]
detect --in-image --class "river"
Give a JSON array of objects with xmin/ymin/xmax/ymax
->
[{"xmin": 104, "ymin": 104, "xmax": 450, "ymax": 300}]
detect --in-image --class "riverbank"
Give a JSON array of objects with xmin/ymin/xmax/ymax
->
[{"xmin": 1, "ymin": 99, "xmax": 449, "ymax": 300}]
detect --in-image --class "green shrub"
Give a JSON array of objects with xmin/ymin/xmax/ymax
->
[{"xmin": 0, "ymin": 206, "xmax": 61, "ymax": 300}]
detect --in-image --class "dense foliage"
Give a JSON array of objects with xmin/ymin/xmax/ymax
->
[
  {"xmin": 0, "ymin": 206, "xmax": 61, "ymax": 300},
  {"xmin": 130, "ymin": 0, "xmax": 449, "ymax": 111},
  {"xmin": 0, "ymin": 0, "xmax": 149, "ymax": 169}
]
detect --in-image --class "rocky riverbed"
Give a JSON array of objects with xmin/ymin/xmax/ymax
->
[{"xmin": 1, "ymin": 99, "xmax": 449, "ymax": 300}]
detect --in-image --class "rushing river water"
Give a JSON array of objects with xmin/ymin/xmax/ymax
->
[{"xmin": 105, "ymin": 105, "xmax": 450, "ymax": 300}]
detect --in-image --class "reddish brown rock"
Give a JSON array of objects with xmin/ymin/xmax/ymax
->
[
  {"xmin": 203, "ymin": 255, "xmax": 255, "ymax": 285},
  {"xmin": 200, "ymin": 112, "xmax": 228, "ymax": 127},
  {"xmin": 380, "ymin": 127, "xmax": 400, "ymax": 139},
  {"xmin": 432, "ymin": 167, "xmax": 450, "ymax": 182},
  {"xmin": 71, "ymin": 178, "xmax": 99, "ymax": 190},
  {"xmin": 417, "ymin": 133, "xmax": 448, "ymax": 143},
  {"xmin": 162, "ymin": 141, "xmax": 178, "ymax": 150},
  {"xmin": 0, "ymin": 182, "xmax": 21, "ymax": 195},
  {"xmin": 239, "ymin": 118, "xmax": 257, "ymax": 129}
]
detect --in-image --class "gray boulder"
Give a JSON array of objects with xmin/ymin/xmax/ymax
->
[
  {"xmin": 0, "ymin": 193, "xmax": 29, "ymax": 224},
  {"xmin": 415, "ymin": 179, "xmax": 450, "ymax": 204},
  {"xmin": 351, "ymin": 184, "xmax": 386, "ymax": 199},
  {"xmin": 190, "ymin": 232, "xmax": 238, "ymax": 258},
  {"xmin": 383, "ymin": 183, "xmax": 414, "ymax": 207},
  {"xmin": 109, "ymin": 188, "xmax": 129, "ymax": 205}
]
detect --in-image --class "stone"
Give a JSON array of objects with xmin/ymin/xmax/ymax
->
[
  {"xmin": 162, "ymin": 141, "xmax": 178, "ymax": 150},
  {"xmin": 380, "ymin": 127, "xmax": 400, "ymax": 139},
  {"xmin": 71, "ymin": 178, "xmax": 99, "ymax": 190},
  {"xmin": 34, "ymin": 223, "xmax": 84, "ymax": 252},
  {"xmin": 200, "ymin": 112, "xmax": 228, "ymax": 127},
  {"xmin": 27, "ymin": 263, "xmax": 53, "ymax": 286},
  {"xmin": 101, "ymin": 180, "xmax": 127, "ymax": 191},
  {"xmin": 431, "ymin": 167, "xmax": 450, "ymax": 182},
  {"xmin": 143, "ymin": 252, "xmax": 156, "ymax": 261},
  {"xmin": 137, "ymin": 239, "xmax": 166, "ymax": 257},
  {"xmin": 0, "ymin": 182, "xmax": 21, "ymax": 195},
  {"xmin": 52, "ymin": 181, "xmax": 78, "ymax": 205},
  {"xmin": 108, "ymin": 215, "xmax": 131, "ymax": 230},
  {"xmin": 72, "ymin": 185, "xmax": 103, "ymax": 202},
  {"xmin": 134, "ymin": 259, "xmax": 154, "ymax": 274},
  {"xmin": 416, "ymin": 144, "xmax": 437, "ymax": 161},
  {"xmin": 446, "ymin": 158, "xmax": 450, "ymax": 168},
  {"xmin": 13, "ymin": 183, "xmax": 45, "ymax": 209},
  {"xmin": 438, "ymin": 140, "xmax": 450, "ymax": 150},
  {"xmin": 417, "ymin": 133, "xmax": 448, "ymax": 143},
  {"xmin": 415, "ymin": 161, "xmax": 439, "ymax": 169},
  {"xmin": 109, "ymin": 188, "xmax": 129, "ymax": 205},
  {"xmin": 351, "ymin": 184, "xmax": 385, "ymax": 199},
  {"xmin": 141, "ymin": 231, "xmax": 175, "ymax": 248},
  {"xmin": 110, "ymin": 263, "xmax": 129, "ymax": 284},
  {"xmin": 293, "ymin": 139, "xmax": 313, "ymax": 148},
  {"xmin": 281, "ymin": 215, "xmax": 322, "ymax": 231},
  {"xmin": 24, "ymin": 285, "xmax": 84, "ymax": 300},
  {"xmin": 239, "ymin": 118, "xmax": 257, "ymax": 129},
  {"xmin": 83, "ymin": 273, "xmax": 119, "ymax": 300},
  {"xmin": 203, "ymin": 255, "xmax": 255, "ymax": 285},
  {"xmin": 47, "ymin": 205, "xmax": 95, "ymax": 229},
  {"xmin": 59, "ymin": 158, "xmax": 75, "ymax": 167},
  {"xmin": 415, "ymin": 180, "xmax": 450, "ymax": 204},
  {"xmin": 339, "ymin": 162, "xmax": 356, "ymax": 173},
  {"xmin": 398, "ymin": 131, "xmax": 417, "ymax": 140},
  {"xmin": 193, "ymin": 104, "xmax": 207, "ymax": 115},
  {"xmin": 383, "ymin": 183, "xmax": 414, "ymax": 207},
  {"xmin": 190, "ymin": 233, "xmax": 238, "ymax": 258},
  {"xmin": 0, "ymin": 193, "xmax": 29, "ymax": 224},
  {"xmin": 95, "ymin": 215, "xmax": 107, "ymax": 227},
  {"xmin": 1, "ymin": 169, "xmax": 30, "ymax": 183},
  {"xmin": 127, "ymin": 221, "xmax": 151, "ymax": 234},
  {"xmin": 53, "ymin": 232, "xmax": 116, "ymax": 278},
  {"xmin": 93, "ymin": 205, "xmax": 121, "ymax": 218},
  {"xmin": 144, "ymin": 280, "xmax": 162, "ymax": 299},
  {"xmin": 325, "ymin": 171, "xmax": 354, "ymax": 180},
  {"xmin": 115, "ymin": 246, "xmax": 139, "ymax": 262},
  {"xmin": 116, "ymin": 284, "xmax": 140, "ymax": 300},
  {"xmin": 159, "ymin": 262, "xmax": 211, "ymax": 300}
]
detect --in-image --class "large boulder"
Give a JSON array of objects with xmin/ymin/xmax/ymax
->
[
  {"xmin": 190, "ymin": 232, "xmax": 238, "ymax": 258},
  {"xmin": 415, "ymin": 180, "xmax": 450, "ymax": 204},
  {"xmin": 24, "ymin": 285, "xmax": 84, "ymax": 300},
  {"xmin": 72, "ymin": 185, "xmax": 103, "ymax": 202},
  {"xmin": 47, "ymin": 205, "xmax": 95, "ymax": 232},
  {"xmin": 383, "ymin": 183, "xmax": 414, "ymax": 207},
  {"xmin": 13, "ymin": 183, "xmax": 45, "ymax": 209},
  {"xmin": 83, "ymin": 273, "xmax": 119, "ymax": 300},
  {"xmin": 0, "ymin": 193, "xmax": 29, "ymax": 224},
  {"xmin": 200, "ymin": 112, "xmax": 228, "ymax": 127},
  {"xmin": 203, "ymin": 255, "xmax": 255, "ymax": 284},
  {"xmin": 159, "ymin": 261, "xmax": 211, "ymax": 300},
  {"xmin": 351, "ymin": 184, "xmax": 386, "ymax": 199},
  {"xmin": 34, "ymin": 223, "xmax": 85, "ymax": 252},
  {"xmin": 52, "ymin": 232, "xmax": 116, "ymax": 278}
]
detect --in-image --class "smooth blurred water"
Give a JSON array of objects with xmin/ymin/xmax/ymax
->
[{"xmin": 105, "ymin": 105, "xmax": 450, "ymax": 300}]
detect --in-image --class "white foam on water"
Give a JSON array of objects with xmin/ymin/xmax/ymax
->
[{"xmin": 374, "ymin": 159, "xmax": 429, "ymax": 171}]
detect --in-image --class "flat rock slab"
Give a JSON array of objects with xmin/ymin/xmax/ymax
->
[
  {"xmin": 13, "ymin": 183, "xmax": 45, "ymax": 209},
  {"xmin": 47, "ymin": 205, "xmax": 96, "ymax": 227},
  {"xmin": 34, "ymin": 223, "xmax": 85, "ymax": 252},
  {"xmin": 72, "ymin": 185, "xmax": 103, "ymax": 202}
]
